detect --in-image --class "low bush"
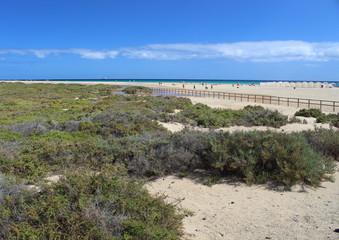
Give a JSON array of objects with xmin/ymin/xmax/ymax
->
[
  {"xmin": 295, "ymin": 108, "xmax": 323, "ymax": 118},
  {"xmin": 301, "ymin": 128, "xmax": 339, "ymax": 161},
  {"xmin": 0, "ymin": 172, "xmax": 184, "ymax": 239},
  {"xmin": 178, "ymin": 104, "xmax": 289, "ymax": 128},
  {"xmin": 123, "ymin": 86, "xmax": 153, "ymax": 95},
  {"xmin": 91, "ymin": 107, "xmax": 166, "ymax": 137},
  {"xmin": 99, "ymin": 130, "xmax": 334, "ymax": 188},
  {"xmin": 144, "ymin": 96, "xmax": 192, "ymax": 113},
  {"xmin": 234, "ymin": 105, "xmax": 288, "ymax": 128},
  {"xmin": 207, "ymin": 131, "xmax": 333, "ymax": 188},
  {"xmin": 317, "ymin": 113, "xmax": 339, "ymax": 127},
  {"xmin": 109, "ymin": 131, "xmax": 211, "ymax": 176},
  {"xmin": 295, "ymin": 109, "xmax": 339, "ymax": 127}
]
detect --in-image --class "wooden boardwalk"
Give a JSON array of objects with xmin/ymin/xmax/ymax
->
[{"xmin": 150, "ymin": 87, "xmax": 339, "ymax": 112}]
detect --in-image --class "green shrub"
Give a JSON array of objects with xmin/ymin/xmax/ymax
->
[
  {"xmin": 0, "ymin": 171, "xmax": 183, "ymax": 239},
  {"xmin": 301, "ymin": 128, "xmax": 339, "ymax": 161},
  {"xmin": 144, "ymin": 96, "xmax": 192, "ymax": 113},
  {"xmin": 294, "ymin": 109, "xmax": 339, "ymax": 127},
  {"xmin": 91, "ymin": 107, "xmax": 166, "ymax": 137},
  {"xmin": 235, "ymin": 105, "xmax": 288, "ymax": 128},
  {"xmin": 207, "ymin": 131, "xmax": 333, "ymax": 188},
  {"xmin": 295, "ymin": 108, "xmax": 324, "ymax": 118},
  {"xmin": 317, "ymin": 113, "xmax": 339, "ymax": 126},
  {"xmin": 122, "ymin": 86, "xmax": 153, "ymax": 95},
  {"xmin": 108, "ymin": 131, "xmax": 211, "ymax": 176},
  {"xmin": 178, "ymin": 104, "xmax": 289, "ymax": 128}
]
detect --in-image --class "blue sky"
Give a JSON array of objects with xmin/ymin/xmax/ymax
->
[{"xmin": 1, "ymin": 0, "xmax": 339, "ymax": 81}]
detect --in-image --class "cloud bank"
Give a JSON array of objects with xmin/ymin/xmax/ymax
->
[
  {"xmin": 1, "ymin": 41, "xmax": 339, "ymax": 62},
  {"xmin": 0, "ymin": 48, "xmax": 119, "ymax": 59}
]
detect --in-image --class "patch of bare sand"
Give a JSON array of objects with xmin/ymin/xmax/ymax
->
[
  {"xmin": 158, "ymin": 121, "xmax": 186, "ymax": 133},
  {"xmin": 158, "ymin": 116, "xmax": 334, "ymax": 134},
  {"xmin": 146, "ymin": 165, "xmax": 339, "ymax": 240}
]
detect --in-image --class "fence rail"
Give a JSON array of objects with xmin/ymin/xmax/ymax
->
[{"xmin": 150, "ymin": 87, "xmax": 339, "ymax": 112}]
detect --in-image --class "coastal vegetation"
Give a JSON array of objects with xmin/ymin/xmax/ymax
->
[
  {"xmin": 176, "ymin": 104, "xmax": 294, "ymax": 128},
  {"xmin": 295, "ymin": 108, "xmax": 339, "ymax": 127},
  {"xmin": 122, "ymin": 86, "xmax": 153, "ymax": 95},
  {"xmin": 0, "ymin": 83, "xmax": 338, "ymax": 239}
]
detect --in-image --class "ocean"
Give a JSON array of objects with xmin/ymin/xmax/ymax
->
[{"xmin": 9, "ymin": 79, "xmax": 339, "ymax": 87}]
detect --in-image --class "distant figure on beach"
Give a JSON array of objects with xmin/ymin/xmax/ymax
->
[
  {"xmin": 205, "ymin": 86, "xmax": 208, "ymax": 90},
  {"xmin": 211, "ymin": 85, "xmax": 213, "ymax": 89},
  {"xmin": 193, "ymin": 85, "xmax": 196, "ymax": 89},
  {"xmin": 182, "ymin": 84, "xmax": 185, "ymax": 89}
]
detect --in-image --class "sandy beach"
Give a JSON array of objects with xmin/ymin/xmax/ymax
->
[
  {"xmin": 3, "ymin": 80, "xmax": 339, "ymax": 239},
  {"xmin": 3, "ymin": 80, "xmax": 339, "ymax": 102}
]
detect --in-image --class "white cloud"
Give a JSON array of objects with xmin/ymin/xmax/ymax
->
[
  {"xmin": 68, "ymin": 49, "xmax": 118, "ymax": 59},
  {"xmin": 1, "ymin": 41, "xmax": 339, "ymax": 62},
  {"xmin": 125, "ymin": 41, "xmax": 339, "ymax": 62},
  {"xmin": 0, "ymin": 48, "xmax": 118, "ymax": 59}
]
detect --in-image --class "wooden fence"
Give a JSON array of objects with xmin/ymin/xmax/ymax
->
[{"xmin": 150, "ymin": 87, "xmax": 339, "ymax": 112}]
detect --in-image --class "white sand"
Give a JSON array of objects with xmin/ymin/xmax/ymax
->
[
  {"xmin": 158, "ymin": 120, "xmax": 334, "ymax": 134},
  {"xmin": 147, "ymin": 167, "xmax": 339, "ymax": 240}
]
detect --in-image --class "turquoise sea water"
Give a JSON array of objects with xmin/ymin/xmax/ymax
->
[{"xmin": 4, "ymin": 79, "xmax": 339, "ymax": 87}]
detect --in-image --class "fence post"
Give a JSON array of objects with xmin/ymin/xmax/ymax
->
[
  {"xmin": 241, "ymin": 94, "xmax": 243, "ymax": 101},
  {"xmin": 320, "ymin": 100, "xmax": 322, "ymax": 111},
  {"xmin": 287, "ymin": 98, "xmax": 289, "ymax": 106},
  {"xmin": 297, "ymin": 99, "xmax": 300, "ymax": 108},
  {"xmin": 308, "ymin": 100, "xmax": 310, "ymax": 109},
  {"xmin": 334, "ymin": 102, "xmax": 336, "ymax": 112},
  {"xmin": 255, "ymin": 95, "xmax": 257, "ymax": 102}
]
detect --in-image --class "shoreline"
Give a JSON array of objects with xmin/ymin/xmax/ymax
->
[
  {"xmin": 3, "ymin": 80, "xmax": 339, "ymax": 100},
  {"xmin": 3, "ymin": 80, "xmax": 339, "ymax": 112}
]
